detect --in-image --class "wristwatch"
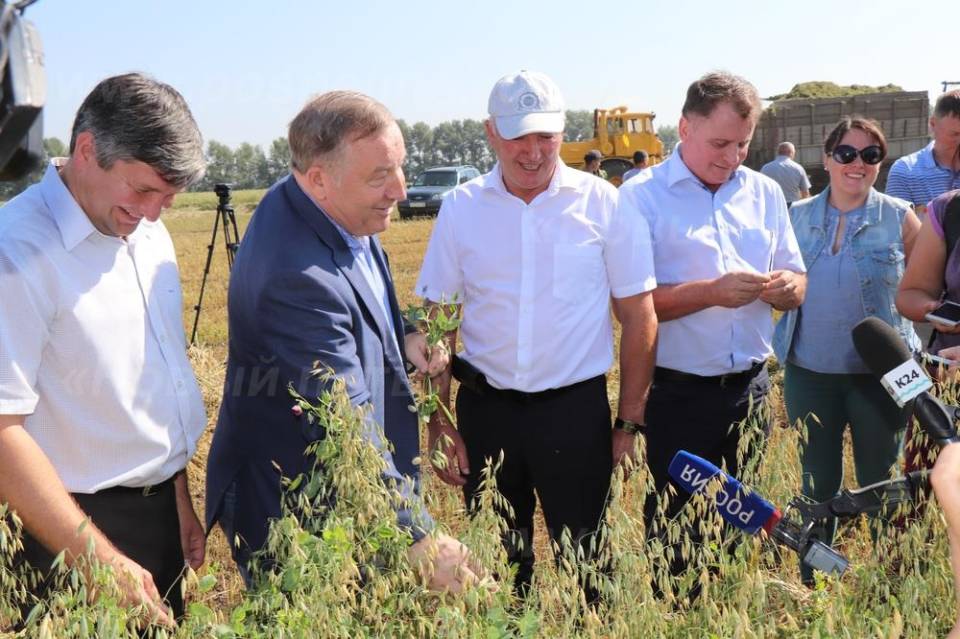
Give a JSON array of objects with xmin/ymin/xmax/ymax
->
[{"xmin": 614, "ymin": 417, "xmax": 645, "ymax": 435}]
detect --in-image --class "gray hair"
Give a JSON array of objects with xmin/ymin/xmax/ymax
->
[
  {"xmin": 69, "ymin": 73, "xmax": 205, "ymax": 189},
  {"xmin": 682, "ymin": 71, "xmax": 762, "ymax": 121},
  {"xmin": 777, "ymin": 141, "xmax": 795, "ymax": 156},
  {"xmin": 288, "ymin": 91, "xmax": 395, "ymax": 173}
]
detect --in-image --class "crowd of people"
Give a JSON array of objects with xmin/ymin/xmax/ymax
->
[{"xmin": 1, "ymin": 67, "xmax": 960, "ymax": 631}]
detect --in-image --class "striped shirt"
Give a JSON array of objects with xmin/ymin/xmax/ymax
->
[{"xmin": 886, "ymin": 142, "xmax": 960, "ymax": 208}]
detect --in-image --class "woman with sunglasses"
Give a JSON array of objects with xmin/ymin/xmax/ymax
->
[{"xmin": 773, "ymin": 116, "xmax": 921, "ymax": 584}]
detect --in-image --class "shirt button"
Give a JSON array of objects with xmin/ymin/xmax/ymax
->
[{"xmin": 176, "ymin": 380, "xmax": 184, "ymax": 389}]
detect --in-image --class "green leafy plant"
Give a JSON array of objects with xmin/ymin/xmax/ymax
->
[{"xmin": 404, "ymin": 296, "xmax": 461, "ymax": 428}]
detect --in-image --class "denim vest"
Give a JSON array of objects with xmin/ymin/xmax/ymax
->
[{"xmin": 773, "ymin": 187, "xmax": 919, "ymax": 363}]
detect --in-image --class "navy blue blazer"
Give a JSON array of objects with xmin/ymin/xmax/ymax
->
[{"xmin": 205, "ymin": 176, "xmax": 431, "ymax": 556}]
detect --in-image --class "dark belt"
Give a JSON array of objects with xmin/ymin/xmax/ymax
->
[
  {"xmin": 452, "ymin": 354, "xmax": 601, "ymax": 402},
  {"xmin": 654, "ymin": 361, "xmax": 766, "ymax": 387},
  {"xmin": 93, "ymin": 473, "xmax": 178, "ymax": 497}
]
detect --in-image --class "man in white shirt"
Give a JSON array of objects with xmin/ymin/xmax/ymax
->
[
  {"xmin": 416, "ymin": 70, "xmax": 658, "ymax": 601},
  {"xmin": 0, "ymin": 73, "xmax": 207, "ymax": 627},
  {"xmin": 618, "ymin": 71, "xmax": 806, "ymax": 588},
  {"xmin": 760, "ymin": 141, "xmax": 811, "ymax": 205}
]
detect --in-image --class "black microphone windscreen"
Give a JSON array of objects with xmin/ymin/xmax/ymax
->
[{"xmin": 852, "ymin": 317, "xmax": 912, "ymax": 379}]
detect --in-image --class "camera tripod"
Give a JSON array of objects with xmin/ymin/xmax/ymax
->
[{"xmin": 190, "ymin": 183, "xmax": 241, "ymax": 345}]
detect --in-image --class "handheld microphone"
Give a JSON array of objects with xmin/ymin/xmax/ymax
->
[
  {"xmin": 851, "ymin": 317, "xmax": 932, "ymax": 406},
  {"xmin": 668, "ymin": 451, "xmax": 849, "ymax": 577},
  {"xmin": 668, "ymin": 450, "xmax": 780, "ymax": 534},
  {"xmin": 852, "ymin": 317, "xmax": 960, "ymax": 446}
]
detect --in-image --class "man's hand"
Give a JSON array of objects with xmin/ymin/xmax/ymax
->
[
  {"xmin": 612, "ymin": 429, "xmax": 638, "ymax": 468},
  {"xmin": 404, "ymin": 331, "xmax": 450, "ymax": 378},
  {"xmin": 107, "ymin": 553, "xmax": 175, "ymax": 627},
  {"xmin": 174, "ymin": 471, "xmax": 205, "ymax": 570},
  {"xmin": 427, "ymin": 419, "xmax": 469, "ymax": 486},
  {"xmin": 759, "ymin": 270, "xmax": 806, "ymax": 310},
  {"xmin": 0, "ymin": 418, "xmax": 173, "ymax": 627},
  {"xmin": 710, "ymin": 271, "xmax": 771, "ymax": 308},
  {"xmin": 407, "ymin": 533, "xmax": 493, "ymax": 594}
]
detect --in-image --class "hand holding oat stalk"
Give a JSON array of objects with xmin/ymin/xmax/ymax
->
[{"xmin": 404, "ymin": 296, "xmax": 470, "ymax": 486}]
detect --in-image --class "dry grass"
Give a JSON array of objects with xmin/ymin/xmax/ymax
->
[{"xmin": 154, "ymin": 196, "xmax": 956, "ymax": 636}]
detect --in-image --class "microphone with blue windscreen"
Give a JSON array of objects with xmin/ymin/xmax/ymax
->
[{"xmin": 667, "ymin": 450, "xmax": 849, "ymax": 578}]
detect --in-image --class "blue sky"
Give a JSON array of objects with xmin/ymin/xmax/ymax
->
[{"xmin": 28, "ymin": 0, "xmax": 958, "ymax": 149}]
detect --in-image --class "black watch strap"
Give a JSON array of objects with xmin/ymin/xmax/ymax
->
[{"xmin": 614, "ymin": 417, "xmax": 645, "ymax": 435}]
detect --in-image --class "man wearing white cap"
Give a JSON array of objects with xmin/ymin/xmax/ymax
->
[{"xmin": 415, "ymin": 70, "xmax": 658, "ymax": 600}]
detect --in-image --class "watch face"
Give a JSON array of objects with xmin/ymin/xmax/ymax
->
[{"xmin": 616, "ymin": 418, "xmax": 644, "ymax": 435}]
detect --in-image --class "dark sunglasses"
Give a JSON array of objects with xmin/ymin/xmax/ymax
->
[{"xmin": 831, "ymin": 144, "xmax": 885, "ymax": 165}]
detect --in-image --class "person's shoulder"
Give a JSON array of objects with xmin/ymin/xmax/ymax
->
[
  {"xmin": 557, "ymin": 163, "xmax": 617, "ymax": 199},
  {"xmin": 890, "ymin": 148, "xmax": 924, "ymax": 172},
  {"xmin": 874, "ymin": 190, "xmax": 912, "ymax": 212},
  {"xmin": 788, "ymin": 192, "xmax": 821, "ymax": 217},
  {"xmin": 256, "ymin": 175, "xmax": 296, "ymax": 211},
  {"xmin": 447, "ymin": 172, "xmax": 487, "ymax": 202},
  {"xmin": 0, "ymin": 184, "xmax": 60, "ymax": 252},
  {"xmin": 432, "ymin": 173, "xmax": 491, "ymax": 226},
  {"xmin": 759, "ymin": 158, "xmax": 778, "ymax": 172},
  {"xmin": 622, "ymin": 160, "xmax": 665, "ymax": 192},
  {"xmin": 742, "ymin": 164, "xmax": 781, "ymax": 193},
  {"xmin": 787, "ymin": 158, "xmax": 807, "ymax": 173}
]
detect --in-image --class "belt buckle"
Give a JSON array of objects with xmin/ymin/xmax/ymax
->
[
  {"xmin": 141, "ymin": 484, "xmax": 158, "ymax": 497},
  {"xmin": 719, "ymin": 372, "xmax": 732, "ymax": 388}
]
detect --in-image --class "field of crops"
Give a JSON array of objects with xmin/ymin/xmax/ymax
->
[{"xmin": 1, "ymin": 191, "xmax": 957, "ymax": 637}]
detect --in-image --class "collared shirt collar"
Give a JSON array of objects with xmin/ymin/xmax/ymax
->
[
  {"xmin": 480, "ymin": 159, "xmax": 580, "ymax": 201},
  {"xmin": 666, "ymin": 143, "xmax": 746, "ymax": 190},
  {"xmin": 42, "ymin": 159, "xmax": 99, "ymax": 252},
  {"xmin": 40, "ymin": 158, "xmax": 154, "ymax": 251},
  {"xmin": 917, "ymin": 141, "xmax": 937, "ymax": 169}
]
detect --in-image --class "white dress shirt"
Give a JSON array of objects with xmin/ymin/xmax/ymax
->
[
  {"xmin": 618, "ymin": 147, "xmax": 805, "ymax": 376},
  {"xmin": 416, "ymin": 162, "xmax": 656, "ymax": 393},
  {"xmin": 0, "ymin": 161, "xmax": 206, "ymax": 492}
]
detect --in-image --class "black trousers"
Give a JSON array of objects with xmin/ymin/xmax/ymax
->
[
  {"xmin": 643, "ymin": 365, "xmax": 771, "ymax": 581},
  {"xmin": 456, "ymin": 375, "xmax": 612, "ymax": 598},
  {"xmin": 10, "ymin": 476, "xmax": 185, "ymax": 626}
]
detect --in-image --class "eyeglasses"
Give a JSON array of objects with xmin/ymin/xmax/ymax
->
[{"xmin": 831, "ymin": 144, "xmax": 885, "ymax": 165}]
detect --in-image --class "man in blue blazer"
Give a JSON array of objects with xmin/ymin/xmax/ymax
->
[{"xmin": 206, "ymin": 90, "xmax": 480, "ymax": 592}]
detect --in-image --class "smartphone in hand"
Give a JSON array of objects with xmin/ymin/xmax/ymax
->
[{"xmin": 925, "ymin": 301, "xmax": 960, "ymax": 327}]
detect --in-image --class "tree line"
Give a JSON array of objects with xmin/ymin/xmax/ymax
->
[{"xmin": 0, "ymin": 111, "xmax": 678, "ymax": 199}]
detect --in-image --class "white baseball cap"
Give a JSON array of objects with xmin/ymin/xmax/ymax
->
[{"xmin": 487, "ymin": 70, "xmax": 565, "ymax": 140}]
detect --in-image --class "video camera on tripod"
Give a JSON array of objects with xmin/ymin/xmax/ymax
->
[{"xmin": 190, "ymin": 182, "xmax": 241, "ymax": 344}]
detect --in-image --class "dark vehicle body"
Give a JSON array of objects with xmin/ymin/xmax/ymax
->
[{"xmin": 398, "ymin": 165, "xmax": 481, "ymax": 219}]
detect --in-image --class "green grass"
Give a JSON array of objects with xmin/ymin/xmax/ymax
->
[
  {"xmin": 1, "ymin": 191, "xmax": 957, "ymax": 637},
  {"xmin": 172, "ymin": 189, "xmax": 268, "ymax": 211}
]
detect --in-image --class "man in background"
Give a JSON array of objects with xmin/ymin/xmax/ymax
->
[
  {"xmin": 886, "ymin": 90, "xmax": 960, "ymax": 215},
  {"xmin": 583, "ymin": 149, "xmax": 607, "ymax": 178},
  {"xmin": 622, "ymin": 150, "xmax": 650, "ymax": 183},
  {"xmin": 760, "ymin": 141, "xmax": 811, "ymax": 205}
]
